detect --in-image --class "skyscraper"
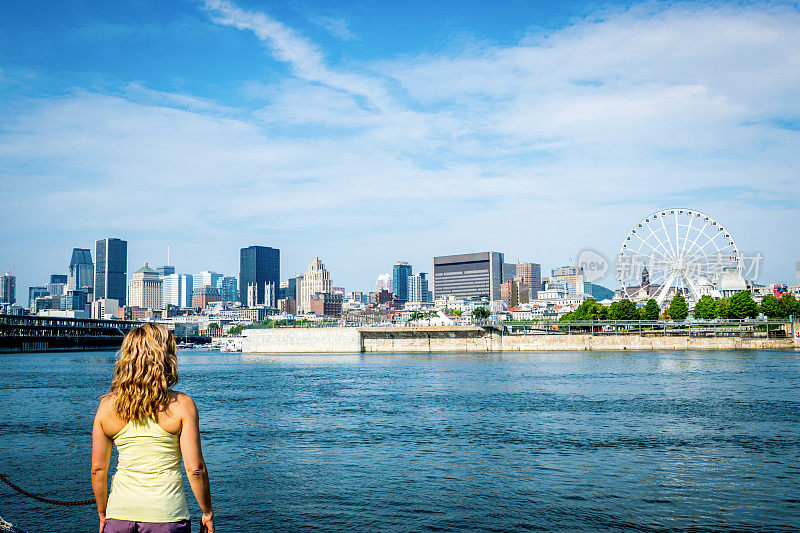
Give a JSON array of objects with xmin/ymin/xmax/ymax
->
[
  {"xmin": 515, "ymin": 262, "xmax": 542, "ymax": 298},
  {"xmin": 433, "ymin": 252, "xmax": 504, "ymax": 301},
  {"xmin": 194, "ymin": 271, "xmax": 223, "ymax": 290},
  {"xmin": 95, "ymin": 238, "xmax": 128, "ymax": 306},
  {"xmin": 393, "ymin": 262, "xmax": 413, "ymax": 302},
  {"xmin": 548, "ymin": 266, "xmax": 587, "ymax": 296},
  {"xmin": 239, "ymin": 246, "xmax": 280, "ymax": 307},
  {"xmin": 502, "ymin": 263, "xmax": 517, "ymax": 282},
  {"xmin": 28, "ymin": 286, "xmax": 48, "ymax": 309},
  {"xmin": 157, "ymin": 266, "xmax": 175, "ymax": 277},
  {"xmin": 299, "ymin": 257, "xmax": 332, "ymax": 313},
  {"xmin": 408, "ymin": 272, "xmax": 430, "ymax": 303},
  {"xmin": 128, "ymin": 264, "xmax": 162, "ymax": 309},
  {"xmin": 218, "ymin": 276, "xmax": 238, "ymax": 302},
  {"xmin": 796, "ymin": 261, "xmax": 800, "ymax": 286},
  {"xmin": 50, "ymin": 274, "xmax": 67, "ymax": 284},
  {"xmin": 163, "ymin": 273, "xmax": 193, "ymax": 308},
  {"xmin": 68, "ymin": 248, "xmax": 94, "ymax": 292},
  {"xmin": 1, "ymin": 269, "xmax": 16, "ymax": 305}
]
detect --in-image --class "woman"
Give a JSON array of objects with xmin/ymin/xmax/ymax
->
[{"xmin": 91, "ymin": 323, "xmax": 214, "ymax": 533}]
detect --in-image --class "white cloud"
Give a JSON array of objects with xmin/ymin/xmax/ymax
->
[
  {"xmin": 1, "ymin": 1, "xmax": 799, "ymax": 293},
  {"xmin": 311, "ymin": 15, "xmax": 357, "ymax": 41},
  {"xmin": 204, "ymin": 0, "xmax": 390, "ymax": 110}
]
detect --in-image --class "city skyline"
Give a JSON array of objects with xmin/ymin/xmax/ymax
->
[{"xmin": 2, "ymin": 0, "xmax": 799, "ymax": 295}]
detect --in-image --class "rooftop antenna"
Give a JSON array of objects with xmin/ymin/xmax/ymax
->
[{"xmin": 167, "ymin": 245, "xmax": 171, "ymax": 266}]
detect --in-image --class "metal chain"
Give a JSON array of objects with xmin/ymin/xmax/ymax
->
[{"xmin": 0, "ymin": 474, "xmax": 96, "ymax": 507}]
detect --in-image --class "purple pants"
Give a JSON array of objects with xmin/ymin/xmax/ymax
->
[{"xmin": 104, "ymin": 519, "xmax": 190, "ymax": 533}]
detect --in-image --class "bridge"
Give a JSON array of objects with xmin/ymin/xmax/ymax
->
[{"xmin": 0, "ymin": 314, "xmax": 140, "ymax": 353}]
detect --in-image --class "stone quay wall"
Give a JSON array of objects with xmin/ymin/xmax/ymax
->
[{"xmin": 242, "ymin": 324, "xmax": 799, "ymax": 353}]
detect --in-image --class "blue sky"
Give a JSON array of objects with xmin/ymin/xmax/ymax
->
[{"xmin": 1, "ymin": 0, "xmax": 799, "ymax": 295}]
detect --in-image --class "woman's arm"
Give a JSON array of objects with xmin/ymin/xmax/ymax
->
[
  {"xmin": 178, "ymin": 395, "xmax": 214, "ymax": 532},
  {"xmin": 91, "ymin": 402, "xmax": 113, "ymax": 530}
]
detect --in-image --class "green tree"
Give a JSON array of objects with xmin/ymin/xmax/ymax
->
[
  {"xmin": 641, "ymin": 299, "xmax": 660, "ymax": 320},
  {"xmin": 728, "ymin": 291, "xmax": 758, "ymax": 319},
  {"xmin": 608, "ymin": 299, "xmax": 639, "ymax": 320},
  {"xmin": 667, "ymin": 293, "xmax": 688, "ymax": 320},
  {"xmin": 693, "ymin": 295, "xmax": 718, "ymax": 319},
  {"xmin": 759, "ymin": 294, "xmax": 782, "ymax": 318},
  {"xmin": 715, "ymin": 298, "xmax": 730, "ymax": 319},
  {"xmin": 472, "ymin": 307, "xmax": 491, "ymax": 320},
  {"xmin": 228, "ymin": 324, "xmax": 247, "ymax": 336},
  {"xmin": 560, "ymin": 312, "xmax": 575, "ymax": 321},
  {"xmin": 778, "ymin": 293, "xmax": 800, "ymax": 319},
  {"xmin": 568, "ymin": 299, "xmax": 610, "ymax": 321}
]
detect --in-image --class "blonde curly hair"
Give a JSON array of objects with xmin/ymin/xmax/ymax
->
[{"xmin": 109, "ymin": 323, "xmax": 179, "ymax": 422}]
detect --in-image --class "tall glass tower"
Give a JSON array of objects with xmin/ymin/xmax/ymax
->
[
  {"xmin": 239, "ymin": 246, "xmax": 280, "ymax": 307},
  {"xmin": 95, "ymin": 238, "xmax": 128, "ymax": 306},
  {"xmin": 393, "ymin": 262, "xmax": 413, "ymax": 302},
  {"xmin": 68, "ymin": 248, "xmax": 94, "ymax": 293}
]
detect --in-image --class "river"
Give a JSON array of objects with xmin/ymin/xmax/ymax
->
[{"xmin": 1, "ymin": 349, "xmax": 799, "ymax": 531}]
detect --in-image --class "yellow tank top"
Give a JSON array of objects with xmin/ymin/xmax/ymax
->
[{"xmin": 105, "ymin": 418, "xmax": 190, "ymax": 523}]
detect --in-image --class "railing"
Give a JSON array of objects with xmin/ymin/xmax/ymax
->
[
  {"xmin": 0, "ymin": 314, "xmax": 140, "ymax": 338},
  {"xmin": 493, "ymin": 319, "xmax": 795, "ymax": 339}
]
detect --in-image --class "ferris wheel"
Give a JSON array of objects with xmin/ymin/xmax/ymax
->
[{"xmin": 617, "ymin": 208, "xmax": 740, "ymax": 304}]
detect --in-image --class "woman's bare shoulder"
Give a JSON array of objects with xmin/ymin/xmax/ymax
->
[
  {"xmin": 170, "ymin": 391, "xmax": 198, "ymax": 415},
  {"xmin": 96, "ymin": 394, "xmax": 116, "ymax": 415},
  {"xmin": 95, "ymin": 394, "xmax": 127, "ymax": 435}
]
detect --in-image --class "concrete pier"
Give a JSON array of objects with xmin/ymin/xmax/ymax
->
[{"xmin": 242, "ymin": 324, "xmax": 800, "ymax": 353}]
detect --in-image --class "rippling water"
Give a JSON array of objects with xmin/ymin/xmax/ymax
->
[{"xmin": 1, "ymin": 349, "xmax": 799, "ymax": 531}]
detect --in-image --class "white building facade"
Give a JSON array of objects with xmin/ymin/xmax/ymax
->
[
  {"xmin": 408, "ymin": 272, "xmax": 430, "ymax": 303},
  {"xmin": 299, "ymin": 257, "xmax": 332, "ymax": 314},
  {"xmin": 163, "ymin": 273, "xmax": 193, "ymax": 308},
  {"xmin": 128, "ymin": 264, "xmax": 163, "ymax": 309}
]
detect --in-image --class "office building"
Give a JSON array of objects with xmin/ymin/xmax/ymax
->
[
  {"xmin": 393, "ymin": 262, "xmax": 413, "ymax": 302},
  {"xmin": 299, "ymin": 257, "xmax": 332, "ymax": 313},
  {"xmin": 278, "ymin": 297, "xmax": 296, "ymax": 315},
  {"xmin": 239, "ymin": 246, "xmax": 280, "ymax": 307},
  {"xmin": 68, "ymin": 248, "xmax": 93, "ymax": 293},
  {"xmin": 95, "ymin": 238, "xmax": 128, "ymax": 307},
  {"xmin": 157, "ymin": 265, "xmax": 175, "ymax": 277},
  {"xmin": 293, "ymin": 275, "xmax": 303, "ymax": 303},
  {"xmin": 128, "ymin": 264, "xmax": 163, "ymax": 310},
  {"xmin": 192, "ymin": 286, "xmax": 221, "ymax": 310},
  {"xmin": 796, "ymin": 261, "xmax": 800, "ymax": 286},
  {"xmin": 309, "ymin": 292, "xmax": 342, "ymax": 317},
  {"xmin": 408, "ymin": 273, "xmax": 430, "ymax": 303},
  {"xmin": 279, "ymin": 277, "xmax": 300, "ymax": 301},
  {"xmin": 163, "ymin": 273, "xmax": 193, "ymax": 308},
  {"xmin": 194, "ymin": 271, "xmax": 223, "ymax": 290},
  {"xmin": 433, "ymin": 252, "xmax": 504, "ymax": 301},
  {"xmin": 502, "ymin": 263, "xmax": 517, "ymax": 282},
  {"xmin": 218, "ymin": 307, "xmax": 272, "ymax": 322},
  {"xmin": 46, "ymin": 274, "xmax": 67, "ymax": 298},
  {"xmin": 516, "ymin": 262, "xmax": 542, "ymax": 297},
  {"xmin": 1, "ymin": 269, "xmax": 16, "ymax": 305},
  {"xmin": 46, "ymin": 282, "xmax": 65, "ymax": 297},
  {"xmin": 28, "ymin": 286, "xmax": 48, "ymax": 309},
  {"xmin": 501, "ymin": 278, "xmax": 530, "ymax": 308},
  {"xmin": 91, "ymin": 298, "xmax": 119, "ymax": 320},
  {"xmin": 548, "ymin": 266, "xmax": 586, "ymax": 296},
  {"xmin": 218, "ymin": 276, "xmax": 238, "ymax": 302},
  {"xmin": 32, "ymin": 296, "xmax": 55, "ymax": 314},
  {"xmin": 61, "ymin": 290, "xmax": 88, "ymax": 311}
]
